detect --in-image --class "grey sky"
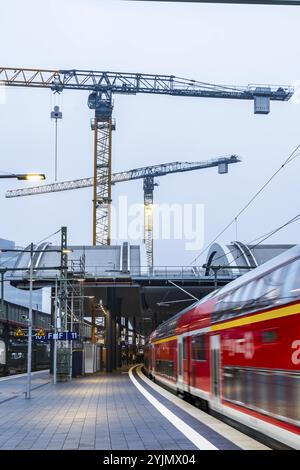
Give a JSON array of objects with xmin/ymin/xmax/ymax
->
[{"xmin": 0, "ymin": 0, "xmax": 299, "ymax": 266}]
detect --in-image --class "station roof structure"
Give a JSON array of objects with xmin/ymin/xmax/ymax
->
[{"xmin": 205, "ymin": 241, "xmax": 296, "ymax": 277}]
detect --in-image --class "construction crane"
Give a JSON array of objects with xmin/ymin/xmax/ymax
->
[
  {"xmin": 0, "ymin": 67, "xmax": 293, "ymax": 246},
  {"xmin": 6, "ymin": 155, "xmax": 241, "ymax": 266}
]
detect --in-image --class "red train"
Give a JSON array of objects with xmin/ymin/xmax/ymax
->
[{"xmin": 144, "ymin": 245, "xmax": 300, "ymax": 449}]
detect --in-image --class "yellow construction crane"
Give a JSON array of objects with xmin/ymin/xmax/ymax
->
[{"xmin": 0, "ymin": 67, "xmax": 293, "ymax": 246}]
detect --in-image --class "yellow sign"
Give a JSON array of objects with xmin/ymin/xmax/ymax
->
[
  {"xmin": 36, "ymin": 328, "xmax": 46, "ymax": 337},
  {"xmin": 15, "ymin": 328, "xmax": 25, "ymax": 337}
]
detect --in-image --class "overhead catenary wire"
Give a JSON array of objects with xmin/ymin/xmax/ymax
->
[
  {"xmin": 204, "ymin": 210, "xmax": 300, "ymax": 282},
  {"xmin": 189, "ymin": 144, "xmax": 300, "ymax": 266},
  {"xmin": 204, "ymin": 210, "xmax": 300, "ymax": 270}
]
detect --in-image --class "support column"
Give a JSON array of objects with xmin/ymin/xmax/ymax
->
[
  {"xmin": 152, "ymin": 311, "xmax": 158, "ymax": 331},
  {"xmin": 132, "ymin": 316, "xmax": 137, "ymax": 364},
  {"xmin": 116, "ymin": 298, "xmax": 122, "ymax": 369},
  {"xmin": 106, "ymin": 286, "xmax": 116, "ymax": 372},
  {"xmin": 115, "ymin": 321, "xmax": 120, "ymax": 369},
  {"xmin": 125, "ymin": 317, "xmax": 129, "ymax": 366}
]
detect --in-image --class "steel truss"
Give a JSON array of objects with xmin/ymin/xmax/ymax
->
[
  {"xmin": 92, "ymin": 118, "xmax": 113, "ymax": 245},
  {"xmin": 143, "ymin": 177, "xmax": 157, "ymax": 268}
]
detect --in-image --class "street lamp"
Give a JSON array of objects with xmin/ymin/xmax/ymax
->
[{"xmin": 0, "ymin": 173, "xmax": 45, "ymax": 181}]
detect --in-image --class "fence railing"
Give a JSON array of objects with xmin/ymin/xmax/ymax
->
[{"xmin": 82, "ymin": 265, "xmax": 236, "ymax": 280}]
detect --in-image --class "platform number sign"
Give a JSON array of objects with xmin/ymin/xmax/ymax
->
[{"xmin": 34, "ymin": 331, "xmax": 79, "ymax": 341}]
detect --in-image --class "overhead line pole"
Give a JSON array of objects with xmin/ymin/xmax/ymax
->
[{"xmin": 25, "ymin": 243, "xmax": 34, "ymax": 399}]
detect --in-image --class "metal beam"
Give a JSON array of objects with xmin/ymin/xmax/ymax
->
[
  {"xmin": 6, "ymin": 155, "xmax": 241, "ymax": 198},
  {"xmin": 92, "ymin": 118, "xmax": 112, "ymax": 245},
  {"xmin": 0, "ymin": 68, "xmax": 293, "ymax": 102}
]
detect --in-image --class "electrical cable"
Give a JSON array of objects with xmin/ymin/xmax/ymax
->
[
  {"xmin": 205, "ymin": 211, "xmax": 300, "ymax": 282},
  {"xmin": 188, "ymin": 144, "xmax": 300, "ymax": 266}
]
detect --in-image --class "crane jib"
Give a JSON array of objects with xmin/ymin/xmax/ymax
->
[
  {"xmin": 5, "ymin": 156, "xmax": 242, "ymax": 199},
  {"xmin": 0, "ymin": 67, "xmax": 293, "ymax": 101}
]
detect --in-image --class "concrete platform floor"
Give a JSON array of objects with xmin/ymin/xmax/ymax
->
[{"xmin": 0, "ymin": 367, "xmax": 268, "ymax": 450}]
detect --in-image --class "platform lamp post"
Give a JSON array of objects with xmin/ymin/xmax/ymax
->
[
  {"xmin": 0, "ymin": 173, "xmax": 45, "ymax": 181},
  {"xmin": 0, "ymin": 268, "xmax": 7, "ymax": 374},
  {"xmin": 25, "ymin": 243, "xmax": 34, "ymax": 399},
  {"xmin": 0, "ymin": 268, "xmax": 6, "ymax": 315}
]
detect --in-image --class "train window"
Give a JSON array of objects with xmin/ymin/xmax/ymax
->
[
  {"xmin": 213, "ymin": 282, "xmax": 256, "ymax": 322},
  {"xmin": 261, "ymin": 328, "xmax": 279, "ymax": 343},
  {"xmin": 224, "ymin": 366, "xmax": 300, "ymax": 426},
  {"xmin": 219, "ymin": 294, "xmax": 236, "ymax": 319},
  {"xmin": 213, "ymin": 263, "xmax": 294, "ymax": 323},
  {"xmin": 283, "ymin": 258, "xmax": 300, "ymax": 301},
  {"xmin": 213, "ymin": 296, "xmax": 225, "ymax": 322},
  {"xmin": 155, "ymin": 360, "xmax": 174, "ymax": 378},
  {"xmin": 192, "ymin": 334, "xmax": 206, "ymax": 361},
  {"xmin": 224, "ymin": 281, "xmax": 257, "ymax": 318},
  {"xmin": 254, "ymin": 264, "xmax": 290, "ymax": 309}
]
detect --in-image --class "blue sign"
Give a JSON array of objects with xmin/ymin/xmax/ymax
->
[{"xmin": 34, "ymin": 332, "xmax": 79, "ymax": 341}]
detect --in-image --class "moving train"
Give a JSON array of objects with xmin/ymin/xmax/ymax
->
[{"xmin": 144, "ymin": 245, "xmax": 300, "ymax": 449}]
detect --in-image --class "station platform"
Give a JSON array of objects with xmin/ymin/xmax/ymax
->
[{"xmin": 0, "ymin": 367, "xmax": 268, "ymax": 451}]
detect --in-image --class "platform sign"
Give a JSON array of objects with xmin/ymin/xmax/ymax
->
[{"xmin": 34, "ymin": 331, "xmax": 79, "ymax": 341}]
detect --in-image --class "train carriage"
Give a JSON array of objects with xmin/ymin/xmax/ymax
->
[{"xmin": 144, "ymin": 245, "xmax": 300, "ymax": 449}]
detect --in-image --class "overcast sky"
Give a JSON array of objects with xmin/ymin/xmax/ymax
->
[{"xmin": 0, "ymin": 0, "xmax": 300, "ymax": 266}]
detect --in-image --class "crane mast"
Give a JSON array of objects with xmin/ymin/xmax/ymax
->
[{"xmin": 0, "ymin": 67, "xmax": 293, "ymax": 246}]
